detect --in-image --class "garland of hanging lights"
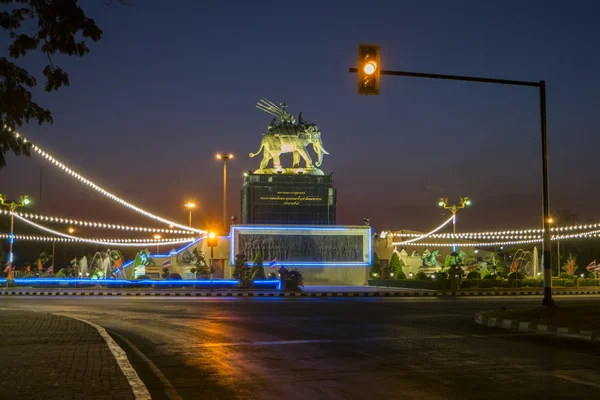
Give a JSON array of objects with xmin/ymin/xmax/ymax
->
[
  {"xmin": 10, "ymin": 128, "xmax": 205, "ymax": 234},
  {"xmin": 0, "ymin": 209, "xmax": 191, "ymax": 234}
]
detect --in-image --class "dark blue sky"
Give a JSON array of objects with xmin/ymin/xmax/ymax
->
[{"xmin": 2, "ymin": 0, "xmax": 600, "ymax": 233}]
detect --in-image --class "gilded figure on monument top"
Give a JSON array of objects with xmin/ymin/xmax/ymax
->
[{"xmin": 251, "ymin": 98, "xmax": 329, "ymax": 175}]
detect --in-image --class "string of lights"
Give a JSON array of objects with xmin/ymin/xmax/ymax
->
[
  {"xmin": 11, "ymin": 213, "xmax": 195, "ymax": 247},
  {"xmin": 392, "ymin": 216, "xmax": 454, "ymax": 245},
  {"xmin": 392, "ymin": 229, "xmax": 600, "ymax": 247},
  {"xmin": 393, "ymin": 223, "xmax": 600, "ymax": 238},
  {"xmin": 0, "ymin": 209, "xmax": 192, "ymax": 234},
  {"xmin": 0, "ymin": 233, "xmax": 195, "ymax": 243},
  {"xmin": 10, "ymin": 129, "xmax": 205, "ymax": 234}
]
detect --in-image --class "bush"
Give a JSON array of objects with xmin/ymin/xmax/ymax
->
[
  {"xmin": 466, "ymin": 271, "xmax": 480, "ymax": 280},
  {"xmin": 483, "ymin": 274, "xmax": 497, "ymax": 280},
  {"xmin": 521, "ymin": 278, "xmax": 542, "ymax": 287},
  {"xmin": 415, "ymin": 271, "xmax": 428, "ymax": 280},
  {"xmin": 559, "ymin": 273, "xmax": 573, "ymax": 280},
  {"xmin": 507, "ymin": 272, "xmax": 526, "ymax": 281},
  {"xmin": 5, "ymin": 281, "xmax": 15, "ymax": 287},
  {"xmin": 167, "ymin": 273, "xmax": 182, "ymax": 280},
  {"xmin": 136, "ymin": 275, "xmax": 152, "ymax": 280},
  {"xmin": 577, "ymin": 279, "xmax": 599, "ymax": 287},
  {"xmin": 41, "ymin": 274, "xmax": 54, "ymax": 278},
  {"xmin": 267, "ymin": 272, "xmax": 277, "ymax": 280},
  {"xmin": 286, "ymin": 269, "xmax": 304, "ymax": 291},
  {"xmin": 564, "ymin": 280, "xmax": 575, "ymax": 287}
]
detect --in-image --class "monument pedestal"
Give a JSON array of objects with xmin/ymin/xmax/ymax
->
[{"xmin": 241, "ymin": 173, "xmax": 336, "ymax": 225}]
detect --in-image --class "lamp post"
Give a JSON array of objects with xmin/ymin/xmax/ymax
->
[
  {"xmin": 66, "ymin": 227, "xmax": 75, "ymax": 265},
  {"xmin": 0, "ymin": 194, "xmax": 30, "ymax": 279},
  {"xmin": 548, "ymin": 217, "xmax": 559, "ymax": 275},
  {"xmin": 438, "ymin": 197, "xmax": 471, "ymax": 253},
  {"xmin": 185, "ymin": 201, "xmax": 196, "ymax": 227},
  {"xmin": 216, "ymin": 153, "xmax": 233, "ymax": 233},
  {"xmin": 153, "ymin": 234, "xmax": 161, "ymax": 254}
]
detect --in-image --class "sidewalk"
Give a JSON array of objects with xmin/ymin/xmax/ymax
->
[{"xmin": 0, "ymin": 310, "xmax": 135, "ymax": 400}]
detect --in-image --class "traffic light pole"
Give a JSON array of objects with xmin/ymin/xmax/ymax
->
[{"xmin": 349, "ymin": 67, "xmax": 555, "ymax": 307}]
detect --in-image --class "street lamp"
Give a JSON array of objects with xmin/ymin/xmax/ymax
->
[
  {"xmin": 153, "ymin": 234, "xmax": 161, "ymax": 254},
  {"xmin": 0, "ymin": 194, "xmax": 30, "ymax": 279},
  {"xmin": 216, "ymin": 153, "xmax": 233, "ymax": 233},
  {"xmin": 184, "ymin": 201, "xmax": 196, "ymax": 227},
  {"xmin": 548, "ymin": 217, "xmax": 560, "ymax": 275},
  {"xmin": 65, "ymin": 227, "xmax": 76, "ymax": 262},
  {"xmin": 438, "ymin": 197, "xmax": 471, "ymax": 252}
]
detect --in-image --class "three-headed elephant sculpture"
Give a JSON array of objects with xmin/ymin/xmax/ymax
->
[{"xmin": 249, "ymin": 125, "xmax": 329, "ymax": 170}]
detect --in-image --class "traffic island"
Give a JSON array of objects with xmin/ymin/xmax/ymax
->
[{"xmin": 474, "ymin": 305, "xmax": 600, "ymax": 342}]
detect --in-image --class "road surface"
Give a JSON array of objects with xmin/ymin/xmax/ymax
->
[{"xmin": 2, "ymin": 295, "xmax": 599, "ymax": 399}]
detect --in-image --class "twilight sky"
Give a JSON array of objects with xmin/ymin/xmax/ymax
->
[{"xmin": 1, "ymin": 0, "xmax": 600, "ymax": 235}]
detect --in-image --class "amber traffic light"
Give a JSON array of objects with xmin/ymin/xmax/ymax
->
[
  {"xmin": 207, "ymin": 231, "xmax": 217, "ymax": 247},
  {"xmin": 357, "ymin": 44, "xmax": 380, "ymax": 95}
]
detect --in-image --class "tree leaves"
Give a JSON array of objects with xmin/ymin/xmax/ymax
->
[{"xmin": 0, "ymin": 0, "xmax": 104, "ymax": 168}]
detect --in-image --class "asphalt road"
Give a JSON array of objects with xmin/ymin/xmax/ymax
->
[{"xmin": 2, "ymin": 295, "xmax": 600, "ymax": 400}]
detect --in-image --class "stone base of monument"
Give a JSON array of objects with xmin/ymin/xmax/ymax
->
[
  {"xmin": 230, "ymin": 225, "xmax": 371, "ymax": 285},
  {"xmin": 241, "ymin": 173, "xmax": 336, "ymax": 225}
]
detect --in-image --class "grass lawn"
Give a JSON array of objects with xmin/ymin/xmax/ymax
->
[{"xmin": 484, "ymin": 304, "xmax": 600, "ymax": 332}]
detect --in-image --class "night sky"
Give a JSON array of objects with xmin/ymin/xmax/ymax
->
[{"xmin": 2, "ymin": 0, "xmax": 600, "ymax": 235}]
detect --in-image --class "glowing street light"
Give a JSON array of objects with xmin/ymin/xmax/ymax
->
[
  {"xmin": 216, "ymin": 153, "xmax": 233, "ymax": 233},
  {"xmin": 0, "ymin": 194, "xmax": 30, "ymax": 279},
  {"xmin": 68, "ymin": 227, "xmax": 75, "ymax": 234},
  {"xmin": 185, "ymin": 201, "xmax": 196, "ymax": 227},
  {"xmin": 438, "ymin": 197, "xmax": 472, "ymax": 252}
]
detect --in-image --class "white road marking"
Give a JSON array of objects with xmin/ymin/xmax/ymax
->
[
  {"xmin": 109, "ymin": 330, "xmax": 183, "ymax": 400},
  {"xmin": 56, "ymin": 314, "xmax": 151, "ymax": 400}
]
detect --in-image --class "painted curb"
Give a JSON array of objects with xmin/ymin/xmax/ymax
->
[
  {"xmin": 474, "ymin": 311, "xmax": 600, "ymax": 343},
  {"xmin": 1, "ymin": 290, "xmax": 600, "ymax": 297}
]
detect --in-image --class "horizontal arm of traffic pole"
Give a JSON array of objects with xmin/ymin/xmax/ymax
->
[{"xmin": 348, "ymin": 67, "xmax": 540, "ymax": 87}]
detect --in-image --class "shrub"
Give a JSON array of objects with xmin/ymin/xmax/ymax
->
[
  {"xmin": 136, "ymin": 275, "xmax": 152, "ymax": 280},
  {"xmin": 251, "ymin": 252, "xmax": 267, "ymax": 281},
  {"xmin": 389, "ymin": 253, "xmax": 406, "ymax": 279},
  {"xmin": 168, "ymin": 273, "xmax": 182, "ymax": 280},
  {"xmin": 475, "ymin": 280, "xmax": 497, "ymax": 288},
  {"xmin": 161, "ymin": 267, "xmax": 170, "ymax": 279},
  {"xmin": 578, "ymin": 279, "xmax": 599, "ymax": 287},
  {"xmin": 370, "ymin": 253, "xmax": 381, "ymax": 278},
  {"xmin": 564, "ymin": 280, "xmax": 575, "ymax": 287},
  {"xmin": 286, "ymin": 269, "xmax": 304, "ymax": 291},
  {"xmin": 466, "ymin": 271, "xmax": 480, "ymax": 280},
  {"xmin": 507, "ymin": 271, "xmax": 526, "ymax": 281},
  {"xmin": 41, "ymin": 274, "xmax": 54, "ymax": 278},
  {"xmin": 415, "ymin": 271, "xmax": 428, "ymax": 280},
  {"xmin": 267, "ymin": 272, "xmax": 277, "ymax": 280},
  {"xmin": 521, "ymin": 278, "xmax": 542, "ymax": 287},
  {"xmin": 483, "ymin": 274, "xmax": 497, "ymax": 280},
  {"xmin": 559, "ymin": 273, "xmax": 573, "ymax": 280}
]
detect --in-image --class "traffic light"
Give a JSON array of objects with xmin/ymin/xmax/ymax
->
[
  {"xmin": 207, "ymin": 231, "xmax": 217, "ymax": 247},
  {"xmin": 357, "ymin": 44, "xmax": 380, "ymax": 95}
]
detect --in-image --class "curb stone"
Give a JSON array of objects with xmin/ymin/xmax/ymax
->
[
  {"xmin": 474, "ymin": 311, "xmax": 600, "ymax": 343},
  {"xmin": 1, "ymin": 290, "xmax": 600, "ymax": 297}
]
